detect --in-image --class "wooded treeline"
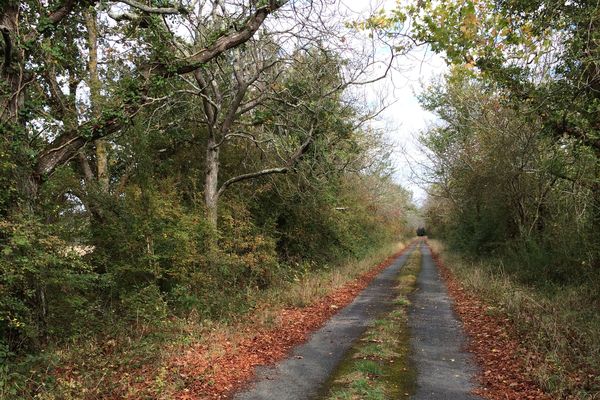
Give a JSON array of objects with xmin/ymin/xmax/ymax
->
[
  {"xmin": 378, "ymin": 0, "xmax": 599, "ymax": 396},
  {"xmin": 402, "ymin": 0, "xmax": 600, "ymax": 284},
  {"xmin": 419, "ymin": 70, "xmax": 599, "ymax": 284},
  {"xmin": 0, "ymin": 1, "xmax": 415, "ymax": 395},
  {"xmin": 354, "ymin": 0, "xmax": 600, "ymax": 283}
]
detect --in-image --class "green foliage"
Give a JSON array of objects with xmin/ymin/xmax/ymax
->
[
  {"xmin": 420, "ymin": 70, "xmax": 598, "ymax": 285},
  {"xmin": 120, "ymin": 284, "xmax": 168, "ymax": 327},
  {"xmin": 401, "ymin": 0, "xmax": 600, "ymax": 266},
  {"xmin": 411, "ymin": 3, "xmax": 600, "ymax": 388},
  {"xmin": 0, "ymin": 2, "xmax": 417, "ymax": 398},
  {"xmin": 419, "ymin": 68, "xmax": 600, "ymax": 397},
  {"xmin": 0, "ymin": 139, "xmax": 18, "ymax": 215},
  {"xmin": 0, "ymin": 216, "xmax": 95, "ymax": 349}
]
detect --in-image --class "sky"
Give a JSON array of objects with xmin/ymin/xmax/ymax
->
[{"xmin": 338, "ymin": 0, "xmax": 447, "ymax": 205}]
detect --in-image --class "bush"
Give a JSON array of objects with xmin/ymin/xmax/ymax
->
[{"xmin": 0, "ymin": 216, "xmax": 96, "ymax": 352}]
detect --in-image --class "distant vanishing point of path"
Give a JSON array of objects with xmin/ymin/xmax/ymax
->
[{"xmin": 232, "ymin": 242, "xmax": 482, "ymax": 400}]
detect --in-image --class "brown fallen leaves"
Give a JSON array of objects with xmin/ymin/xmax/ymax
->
[
  {"xmin": 429, "ymin": 246, "xmax": 551, "ymax": 400},
  {"xmin": 167, "ymin": 246, "xmax": 411, "ymax": 400}
]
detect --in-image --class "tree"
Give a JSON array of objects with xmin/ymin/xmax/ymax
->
[
  {"xmin": 361, "ymin": 0, "xmax": 599, "ymax": 265},
  {"xmin": 418, "ymin": 68, "xmax": 597, "ymax": 275},
  {"xmin": 0, "ymin": 3, "xmax": 416, "ymax": 396},
  {"xmin": 185, "ymin": 39, "xmax": 318, "ymax": 228},
  {"xmin": 0, "ymin": 0, "xmax": 288, "ymax": 205}
]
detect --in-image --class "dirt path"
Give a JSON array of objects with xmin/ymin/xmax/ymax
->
[
  {"xmin": 408, "ymin": 244, "xmax": 483, "ymax": 400},
  {"xmin": 233, "ymin": 245, "xmax": 417, "ymax": 400},
  {"xmin": 232, "ymin": 242, "xmax": 484, "ymax": 400}
]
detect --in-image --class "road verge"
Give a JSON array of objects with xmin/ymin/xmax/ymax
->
[
  {"xmin": 164, "ymin": 241, "xmax": 415, "ymax": 399},
  {"xmin": 427, "ymin": 240, "xmax": 552, "ymax": 400}
]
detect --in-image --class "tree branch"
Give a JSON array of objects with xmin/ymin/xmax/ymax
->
[
  {"xmin": 34, "ymin": 1, "xmax": 287, "ymax": 183},
  {"xmin": 107, "ymin": 9, "xmax": 140, "ymax": 22},
  {"xmin": 212, "ymin": 132, "xmax": 272, "ymax": 149},
  {"xmin": 216, "ymin": 125, "xmax": 314, "ymax": 197},
  {"xmin": 217, "ymin": 167, "xmax": 288, "ymax": 196},
  {"xmin": 35, "ymin": 107, "xmax": 128, "ymax": 180},
  {"xmin": 219, "ymin": 81, "xmax": 249, "ymax": 136},
  {"xmin": 193, "ymin": 70, "xmax": 218, "ymax": 128},
  {"xmin": 117, "ymin": 0, "xmax": 181, "ymax": 15},
  {"xmin": 286, "ymin": 125, "xmax": 314, "ymax": 167},
  {"xmin": 24, "ymin": 0, "xmax": 81, "ymax": 42},
  {"xmin": 48, "ymin": 0, "xmax": 79, "ymax": 24},
  {"xmin": 161, "ymin": 0, "xmax": 288, "ymax": 75}
]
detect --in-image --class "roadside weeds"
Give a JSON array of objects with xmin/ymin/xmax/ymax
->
[
  {"xmin": 156, "ymin": 240, "xmax": 414, "ymax": 399},
  {"xmin": 35, "ymin": 241, "xmax": 412, "ymax": 400},
  {"xmin": 427, "ymin": 240, "xmax": 591, "ymax": 399}
]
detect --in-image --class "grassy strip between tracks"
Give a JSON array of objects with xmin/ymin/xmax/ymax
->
[{"xmin": 320, "ymin": 245, "xmax": 421, "ymax": 400}]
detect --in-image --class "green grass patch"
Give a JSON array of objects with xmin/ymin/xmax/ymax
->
[{"xmin": 320, "ymin": 245, "xmax": 422, "ymax": 400}]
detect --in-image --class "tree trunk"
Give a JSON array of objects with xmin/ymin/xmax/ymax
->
[
  {"xmin": 205, "ymin": 138, "xmax": 220, "ymax": 228},
  {"xmin": 21, "ymin": 174, "xmax": 41, "ymax": 212},
  {"xmin": 96, "ymin": 139, "xmax": 109, "ymax": 190},
  {"xmin": 1, "ymin": 3, "xmax": 27, "ymax": 125},
  {"xmin": 85, "ymin": 8, "xmax": 109, "ymax": 192}
]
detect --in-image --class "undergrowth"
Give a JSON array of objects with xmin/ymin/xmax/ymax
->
[
  {"xmin": 428, "ymin": 240, "xmax": 600, "ymax": 399},
  {"xmin": 0, "ymin": 240, "xmax": 409, "ymax": 399}
]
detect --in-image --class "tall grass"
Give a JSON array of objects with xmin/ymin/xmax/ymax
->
[
  {"xmin": 429, "ymin": 240, "xmax": 600, "ymax": 399},
  {"xmin": 263, "ymin": 240, "xmax": 408, "ymax": 309}
]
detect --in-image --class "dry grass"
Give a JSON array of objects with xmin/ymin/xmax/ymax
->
[
  {"xmin": 269, "ymin": 241, "xmax": 409, "ymax": 309},
  {"xmin": 429, "ymin": 239, "xmax": 600, "ymax": 399},
  {"xmin": 190, "ymin": 240, "xmax": 410, "ymax": 345},
  {"xmin": 15, "ymin": 241, "xmax": 411, "ymax": 400}
]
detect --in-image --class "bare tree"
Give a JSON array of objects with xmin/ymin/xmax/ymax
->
[{"xmin": 165, "ymin": 1, "xmax": 397, "ymax": 227}]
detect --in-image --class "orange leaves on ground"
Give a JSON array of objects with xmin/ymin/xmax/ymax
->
[
  {"xmin": 167, "ymin": 248, "xmax": 410, "ymax": 400},
  {"xmin": 429, "ymin": 247, "xmax": 551, "ymax": 400}
]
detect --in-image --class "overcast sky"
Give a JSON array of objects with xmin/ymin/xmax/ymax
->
[{"xmin": 338, "ymin": 0, "xmax": 447, "ymax": 205}]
